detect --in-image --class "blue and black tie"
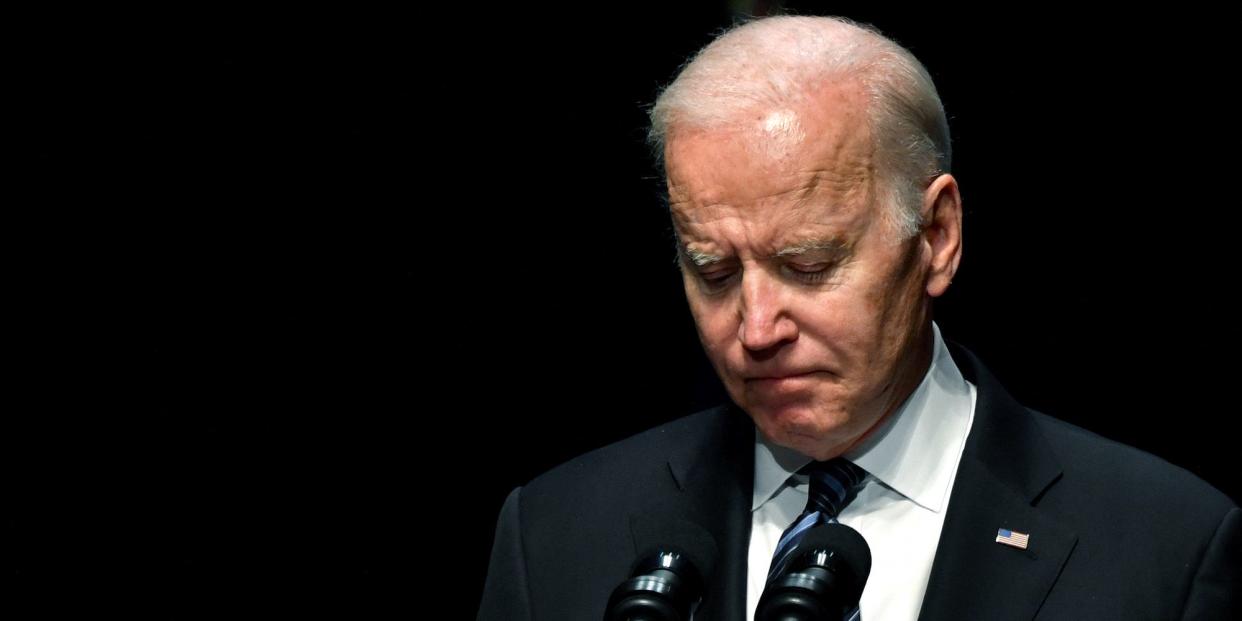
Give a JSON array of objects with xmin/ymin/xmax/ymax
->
[{"xmin": 767, "ymin": 458, "xmax": 868, "ymax": 619}]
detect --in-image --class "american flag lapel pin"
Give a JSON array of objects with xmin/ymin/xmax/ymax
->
[{"xmin": 995, "ymin": 528, "xmax": 1030, "ymax": 550}]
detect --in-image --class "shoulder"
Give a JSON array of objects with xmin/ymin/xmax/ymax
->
[
  {"xmin": 491, "ymin": 404, "xmax": 746, "ymax": 609},
  {"xmin": 949, "ymin": 339, "xmax": 1234, "ymax": 549},
  {"xmin": 519, "ymin": 404, "xmax": 736, "ymax": 506},
  {"xmin": 949, "ymin": 339, "xmax": 1234, "ymax": 517},
  {"xmin": 1024, "ymin": 408, "xmax": 1240, "ymax": 614},
  {"xmin": 1030, "ymin": 409, "xmax": 1235, "ymax": 517}
]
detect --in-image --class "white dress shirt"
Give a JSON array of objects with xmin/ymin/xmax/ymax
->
[{"xmin": 746, "ymin": 323, "xmax": 977, "ymax": 621}]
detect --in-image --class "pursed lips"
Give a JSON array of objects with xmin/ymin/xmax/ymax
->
[{"xmin": 743, "ymin": 370, "xmax": 820, "ymax": 381}]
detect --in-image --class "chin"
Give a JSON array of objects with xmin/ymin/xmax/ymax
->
[
  {"xmin": 753, "ymin": 403, "xmax": 848, "ymax": 458},
  {"xmin": 768, "ymin": 429, "xmax": 842, "ymax": 461}
]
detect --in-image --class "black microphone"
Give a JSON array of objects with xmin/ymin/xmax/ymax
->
[
  {"xmin": 604, "ymin": 516, "xmax": 719, "ymax": 621},
  {"xmin": 756, "ymin": 523, "xmax": 871, "ymax": 621}
]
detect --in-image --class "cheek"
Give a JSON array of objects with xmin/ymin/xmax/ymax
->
[
  {"xmin": 686, "ymin": 298, "xmax": 736, "ymax": 355},
  {"xmin": 861, "ymin": 276, "xmax": 927, "ymax": 368},
  {"xmin": 788, "ymin": 291, "xmax": 870, "ymax": 348},
  {"xmin": 701, "ymin": 315, "xmax": 739, "ymax": 357}
]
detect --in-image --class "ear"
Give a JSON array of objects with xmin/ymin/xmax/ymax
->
[{"xmin": 920, "ymin": 173, "xmax": 963, "ymax": 298}]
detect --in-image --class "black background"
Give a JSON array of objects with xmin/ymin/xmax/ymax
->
[{"xmin": 14, "ymin": 2, "xmax": 1241, "ymax": 615}]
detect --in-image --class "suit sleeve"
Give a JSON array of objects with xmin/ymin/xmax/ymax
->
[
  {"xmin": 478, "ymin": 487, "xmax": 533, "ymax": 621},
  {"xmin": 1180, "ymin": 506, "xmax": 1240, "ymax": 621}
]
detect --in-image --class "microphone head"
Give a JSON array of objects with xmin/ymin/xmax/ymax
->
[
  {"xmin": 756, "ymin": 523, "xmax": 871, "ymax": 621},
  {"xmin": 604, "ymin": 515, "xmax": 719, "ymax": 621},
  {"xmin": 789, "ymin": 522, "xmax": 871, "ymax": 586},
  {"xmin": 629, "ymin": 514, "xmax": 719, "ymax": 586}
]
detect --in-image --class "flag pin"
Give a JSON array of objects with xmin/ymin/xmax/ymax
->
[{"xmin": 995, "ymin": 528, "xmax": 1030, "ymax": 550}]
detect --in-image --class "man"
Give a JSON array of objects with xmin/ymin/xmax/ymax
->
[{"xmin": 479, "ymin": 16, "xmax": 1239, "ymax": 620}]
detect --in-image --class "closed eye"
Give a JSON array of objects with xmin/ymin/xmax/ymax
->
[
  {"xmin": 782, "ymin": 262, "xmax": 834, "ymax": 283},
  {"xmin": 697, "ymin": 269, "xmax": 738, "ymax": 291}
]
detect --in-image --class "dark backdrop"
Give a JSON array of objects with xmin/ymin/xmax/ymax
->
[{"xmin": 14, "ymin": 2, "xmax": 1240, "ymax": 615}]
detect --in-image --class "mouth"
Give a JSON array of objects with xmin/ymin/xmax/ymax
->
[
  {"xmin": 746, "ymin": 370, "xmax": 818, "ymax": 381},
  {"xmin": 744, "ymin": 371, "xmax": 820, "ymax": 389}
]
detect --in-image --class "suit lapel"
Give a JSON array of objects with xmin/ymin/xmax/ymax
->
[
  {"xmin": 653, "ymin": 404, "xmax": 754, "ymax": 621},
  {"xmin": 917, "ymin": 345, "xmax": 1078, "ymax": 621}
]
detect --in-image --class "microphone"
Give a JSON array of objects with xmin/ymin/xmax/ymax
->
[
  {"xmin": 603, "ymin": 516, "xmax": 719, "ymax": 621},
  {"xmin": 756, "ymin": 523, "xmax": 871, "ymax": 621}
]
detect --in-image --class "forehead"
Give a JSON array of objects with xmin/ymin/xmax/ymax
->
[{"xmin": 664, "ymin": 87, "xmax": 876, "ymax": 252}]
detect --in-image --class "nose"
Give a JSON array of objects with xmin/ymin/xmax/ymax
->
[{"xmin": 737, "ymin": 268, "xmax": 798, "ymax": 353}]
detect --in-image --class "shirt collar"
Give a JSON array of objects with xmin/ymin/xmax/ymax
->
[{"xmin": 751, "ymin": 322, "xmax": 975, "ymax": 513}]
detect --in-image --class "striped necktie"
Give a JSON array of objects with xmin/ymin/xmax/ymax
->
[{"xmin": 766, "ymin": 458, "xmax": 868, "ymax": 600}]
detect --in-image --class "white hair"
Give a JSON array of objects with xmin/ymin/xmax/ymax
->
[{"xmin": 649, "ymin": 16, "xmax": 951, "ymax": 240}]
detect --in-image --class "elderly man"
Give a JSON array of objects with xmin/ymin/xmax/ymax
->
[{"xmin": 479, "ymin": 16, "xmax": 1238, "ymax": 620}]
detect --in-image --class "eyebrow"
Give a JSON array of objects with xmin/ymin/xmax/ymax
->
[
  {"xmin": 677, "ymin": 237, "xmax": 848, "ymax": 268},
  {"xmin": 679, "ymin": 245, "xmax": 725, "ymax": 268},
  {"xmin": 774, "ymin": 238, "xmax": 850, "ymax": 258}
]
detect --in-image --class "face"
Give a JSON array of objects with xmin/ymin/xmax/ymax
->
[{"xmin": 665, "ymin": 86, "xmax": 942, "ymax": 460}]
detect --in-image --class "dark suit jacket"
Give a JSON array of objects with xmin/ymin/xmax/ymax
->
[{"xmin": 478, "ymin": 345, "xmax": 1240, "ymax": 619}]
